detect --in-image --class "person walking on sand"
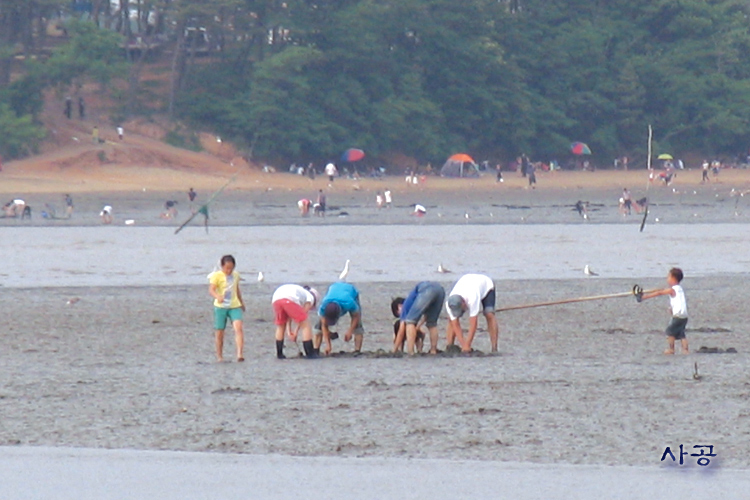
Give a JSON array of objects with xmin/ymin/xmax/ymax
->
[
  {"xmin": 314, "ymin": 281, "xmax": 364, "ymax": 356},
  {"xmin": 117, "ymin": 126, "xmax": 124, "ymax": 141},
  {"xmin": 272, "ymin": 284, "xmax": 320, "ymax": 359},
  {"xmin": 622, "ymin": 188, "xmax": 632, "ymax": 215},
  {"xmin": 384, "ymin": 189, "xmax": 392, "ymax": 208},
  {"xmin": 65, "ymin": 96, "xmax": 72, "ymax": 119},
  {"xmin": 392, "ymin": 281, "xmax": 446, "ymax": 355},
  {"xmin": 208, "ymin": 255, "xmax": 246, "ymax": 362},
  {"xmin": 376, "ymin": 192, "xmax": 384, "ymax": 208},
  {"xmin": 78, "ymin": 97, "xmax": 85, "ymax": 119},
  {"xmin": 496, "ymin": 164, "xmax": 504, "ymax": 183},
  {"xmin": 446, "ymin": 274, "xmax": 499, "ymax": 353},
  {"xmin": 701, "ymin": 161, "xmax": 710, "ymax": 183},
  {"xmin": 711, "ymin": 160, "xmax": 720, "ymax": 181},
  {"xmin": 636, "ymin": 267, "xmax": 688, "ymax": 355},
  {"xmin": 527, "ymin": 162, "xmax": 536, "ymax": 189},
  {"xmin": 325, "ymin": 162, "xmax": 338, "ymax": 184},
  {"xmin": 64, "ymin": 194, "xmax": 74, "ymax": 218},
  {"xmin": 92, "ymin": 126, "xmax": 99, "ymax": 145},
  {"xmin": 187, "ymin": 187, "xmax": 197, "ymax": 211},
  {"xmin": 315, "ymin": 189, "xmax": 326, "ymax": 217}
]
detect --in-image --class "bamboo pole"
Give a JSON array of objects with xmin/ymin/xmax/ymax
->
[{"xmin": 496, "ymin": 288, "xmax": 659, "ymax": 313}]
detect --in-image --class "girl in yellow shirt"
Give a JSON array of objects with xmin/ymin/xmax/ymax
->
[{"xmin": 208, "ymin": 255, "xmax": 245, "ymax": 362}]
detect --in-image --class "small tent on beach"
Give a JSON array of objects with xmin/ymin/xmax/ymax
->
[{"xmin": 440, "ymin": 153, "xmax": 479, "ymax": 178}]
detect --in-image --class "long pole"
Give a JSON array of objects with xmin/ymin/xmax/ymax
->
[
  {"xmin": 175, "ymin": 167, "xmax": 240, "ymax": 234},
  {"xmin": 496, "ymin": 288, "xmax": 659, "ymax": 313},
  {"xmin": 646, "ymin": 124, "xmax": 653, "ymax": 192}
]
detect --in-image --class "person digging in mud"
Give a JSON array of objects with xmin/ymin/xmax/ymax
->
[
  {"xmin": 446, "ymin": 274, "xmax": 499, "ymax": 353},
  {"xmin": 271, "ymin": 284, "xmax": 320, "ymax": 359},
  {"xmin": 391, "ymin": 281, "xmax": 445, "ymax": 355},
  {"xmin": 314, "ymin": 282, "xmax": 364, "ymax": 356}
]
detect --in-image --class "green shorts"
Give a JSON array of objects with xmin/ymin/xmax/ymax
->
[{"xmin": 214, "ymin": 307, "xmax": 243, "ymax": 330}]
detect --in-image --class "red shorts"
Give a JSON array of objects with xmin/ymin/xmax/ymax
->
[{"xmin": 273, "ymin": 299, "xmax": 308, "ymax": 325}]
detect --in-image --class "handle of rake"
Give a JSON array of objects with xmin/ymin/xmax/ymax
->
[{"xmin": 496, "ymin": 288, "xmax": 659, "ymax": 313}]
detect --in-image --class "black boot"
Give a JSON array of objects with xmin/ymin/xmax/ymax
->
[
  {"xmin": 303, "ymin": 340, "xmax": 318, "ymax": 358},
  {"xmin": 276, "ymin": 340, "xmax": 285, "ymax": 359}
]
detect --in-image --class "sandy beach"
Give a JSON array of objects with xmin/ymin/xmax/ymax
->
[
  {"xmin": 1, "ymin": 136, "xmax": 750, "ymax": 228},
  {"xmin": 1, "ymin": 141, "xmax": 749, "ymax": 497}
]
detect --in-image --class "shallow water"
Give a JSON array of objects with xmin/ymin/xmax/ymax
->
[{"xmin": 1, "ymin": 223, "xmax": 748, "ymax": 287}]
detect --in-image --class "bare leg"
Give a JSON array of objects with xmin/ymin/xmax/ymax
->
[
  {"xmin": 313, "ymin": 332, "xmax": 322, "ymax": 349},
  {"xmin": 427, "ymin": 326, "xmax": 438, "ymax": 354},
  {"xmin": 354, "ymin": 333, "xmax": 363, "ymax": 352},
  {"xmin": 232, "ymin": 320, "xmax": 244, "ymax": 361},
  {"xmin": 485, "ymin": 312, "xmax": 499, "ymax": 352},
  {"xmin": 681, "ymin": 338, "xmax": 689, "ymax": 354},
  {"xmin": 215, "ymin": 329, "xmax": 225, "ymax": 362},
  {"xmin": 664, "ymin": 336, "xmax": 676, "ymax": 355},
  {"xmin": 446, "ymin": 323, "xmax": 455, "ymax": 346},
  {"xmin": 299, "ymin": 320, "xmax": 313, "ymax": 342},
  {"xmin": 406, "ymin": 324, "xmax": 417, "ymax": 355}
]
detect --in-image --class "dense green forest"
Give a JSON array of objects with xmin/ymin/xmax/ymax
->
[{"xmin": 2, "ymin": 0, "xmax": 750, "ymax": 164}]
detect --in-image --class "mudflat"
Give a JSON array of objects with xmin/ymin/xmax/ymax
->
[{"xmin": 1, "ymin": 276, "xmax": 746, "ymax": 467}]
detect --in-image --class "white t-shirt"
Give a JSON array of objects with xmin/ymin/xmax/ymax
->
[
  {"xmin": 670, "ymin": 285, "xmax": 688, "ymax": 318},
  {"xmin": 447, "ymin": 274, "xmax": 495, "ymax": 320},
  {"xmin": 100, "ymin": 205, "xmax": 112, "ymax": 215},
  {"xmin": 384, "ymin": 190, "xmax": 392, "ymax": 203},
  {"xmin": 272, "ymin": 284, "xmax": 314, "ymax": 306},
  {"xmin": 325, "ymin": 163, "xmax": 337, "ymax": 176}
]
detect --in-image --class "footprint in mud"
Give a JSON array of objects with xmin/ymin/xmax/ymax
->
[
  {"xmin": 462, "ymin": 407, "xmax": 502, "ymax": 415},
  {"xmin": 697, "ymin": 346, "xmax": 738, "ymax": 354},
  {"xmin": 211, "ymin": 387, "xmax": 251, "ymax": 395},
  {"xmin": 592, "ymin": 328, "xmax": 636, "ymax": 335},
  {"xmin": 689, "ymin": 326, "xmax": 732, "ymax": 333}
]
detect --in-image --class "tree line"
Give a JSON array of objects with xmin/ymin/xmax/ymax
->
[{"xmin": 2, "ymin": 0, "xmax": 750, "ymax": 165}]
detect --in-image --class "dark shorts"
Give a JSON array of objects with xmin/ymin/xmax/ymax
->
[
  {"xmin": 481, "ymin": 288, "xmax": 496, "ymax": 314},
  {"xmin": 403, "ymin": 282, "xmax": 445, "ymax": 327},
  {"xmin": 666, "ymin": 317, "xmax": 688, "ymax": 339}
]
